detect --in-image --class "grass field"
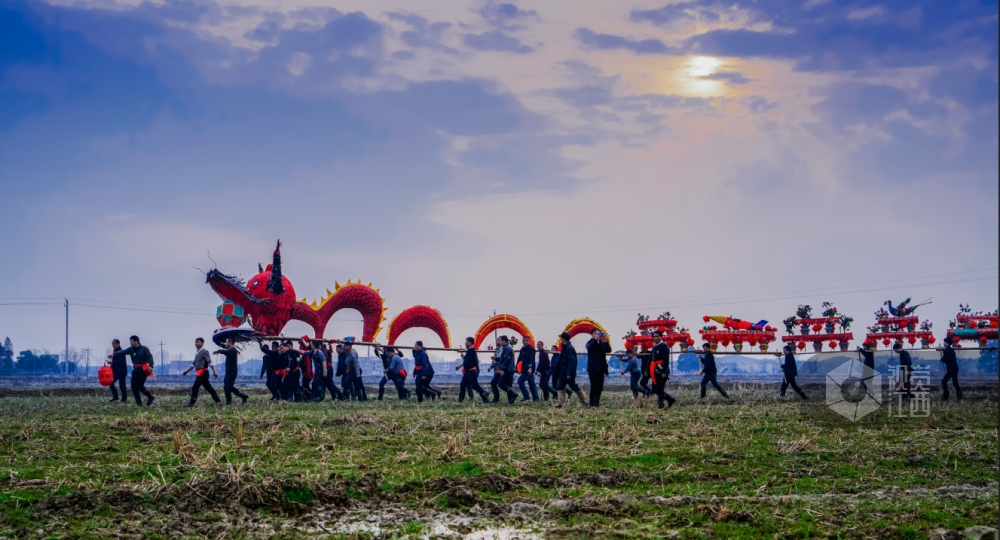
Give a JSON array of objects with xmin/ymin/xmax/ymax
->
[{"xmin": 0, "ymin": 382, "xmax": 996, "ymax": 539}]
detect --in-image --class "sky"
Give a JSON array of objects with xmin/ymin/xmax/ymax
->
[{"xmin": 0, "ymin": 0, "xmax": 997, "ymax": 362}]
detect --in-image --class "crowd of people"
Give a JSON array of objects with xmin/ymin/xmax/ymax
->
[{"xmin": 103, "ymin": 329, "xmax": 966, "ymax": 407}]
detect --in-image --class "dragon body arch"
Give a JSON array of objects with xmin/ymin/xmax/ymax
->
[
  {"xmin": 473, "ymin": 314, "xmax": 533, "ymax": 349},
  {"xmin": 386, "ymin": 305, "xmax": 451, "ymax": 348}
]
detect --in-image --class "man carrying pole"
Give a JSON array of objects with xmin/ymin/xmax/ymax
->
[{"xmin": 183, "ymin": 338, "xmax": 221, "ymax": 407}]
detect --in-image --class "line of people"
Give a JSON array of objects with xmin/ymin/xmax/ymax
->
[{"xmin": 103, "ymin": 331, "xmax": 968, "ymax": 407}]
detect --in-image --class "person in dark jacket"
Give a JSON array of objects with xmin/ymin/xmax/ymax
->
[
  {"xmin": 549, "ymin": 345, "xmax": 561, "ymax": 396},
  {"xmin": 280, "ymin": 341, "xmax": 304, "ymax": 402},
  {"xmin": 536, "ymin": 341, "xmax": 554, "ymax": 401},
  {"xmin": 938, "ymin": 337, "xmax": 962, "ymax": 401},
  {"xmin": 108, "ymin": 335, "xmax": 155, "ymax": 407},
  {"xmin": 183, "ymin": 338, "xmax": 220, "ymax": 407},
  {"xmin": 517, "ymin": 338, "xmax": 539, "ymax": 401},
  {"xmin": 621, "ymin": 349, "xmax": 643, "ymax": 400},
  {"xmin": 412, "ymin": 341, "xmax": 440, "ymax": 402},
  {"xmin": 272, "ymin": 342, "xmax": 289, "ymax": 400},
  {"xmin": 456, "ymin": 337, "xmax": 490, "ymax": 403},
  {"xmin": 384, "ymin": 348, "xmax": 409, "ymax": 399},
  {"xmin": 375, "ymin": 344, "xmax": 395, "ymax": 401},
  {"xmin": 857, "ymin": 343, "xmax": 876, "ymax": 372},
  {"xmin": 585, "ymin": 329, "xmax": 613, "ymax": 407},
  {"xmin": 105, "ymin": 338, "xmax": 128, "ymax": 403},
  {"xmin": 214, "ymin": 338, "xmax": 249, "ymax": 405},
  {"xmin": 776, "ymin": 345, "xmax": 807, "ymax": 399},
  {"xmin": 893, "ymin": 342, "xmax": 914, "ymax": 399},
  {"xmin": 697, "ymin": 343, "xmax": 729, "ymax": 399},
  {"xmin": 639, "ymin": 344, "xmax": 652, "ymax": 397},
  {"xmin": 649, "ymin": 331, "xmax": 676, "ymax": 408},
  {"xmin": 319, "ymin": 343, "xmax": 341, "ymax": 401},
  {"xmin": 554, "ymin": 333, "xmax": 588, "ymax": 408},
  {"xmin": 491, "ymin": 336, "xmax": 518, "ymax": 404},
  {"xmin": 259, "ymin": 342, "xmax": 281, "ymax": 400}
]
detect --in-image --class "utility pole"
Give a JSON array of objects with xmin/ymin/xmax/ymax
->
[
  {"xmin": 84, "ymin": 348, "xmax": 90, "ymax": 377},
  {"xmin": 158, "ymin": 341, "xmax": 165, "ymax": 375},
  {"xmin": 64, "ymin": 298, "xmax": 69, "ymax": 375}
]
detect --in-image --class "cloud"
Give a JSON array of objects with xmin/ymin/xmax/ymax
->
[
  {"xmin": 702, "ymin": 71, "xmax": 752, "ymax": 85},
  {"xmin": 573, "ymin": 28, "xmax": 680, "ymax": 55},
  {"xmin": 386, "ymin": 11, "xmax": 459, "ymax": 55},
  {"xmin": 477, "ymin": 2, "xmax": 538, "ymax": 31},
  {"xmin": 462, "ymin": 30, "xmax": 534, "ymax": 54},
  {"xmin": 630, "ymin": 1, "xmax": 723, "ymax": 27}
]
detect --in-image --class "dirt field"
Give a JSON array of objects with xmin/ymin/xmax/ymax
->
[{"xmin": 0, "ymin": 382, "xmax": 996, "ymax": 539}]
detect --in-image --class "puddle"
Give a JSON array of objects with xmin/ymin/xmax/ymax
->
[{"xmin": 301, "ymin": 506, "xmax": 545, "ymax": 539}]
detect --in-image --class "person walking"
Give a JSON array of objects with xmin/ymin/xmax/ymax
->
[
  {"xmin": 280, "ymin": 340, "xmax": 304, "ymax": 402},
  {"xmin": 893, "ymin": 342, "xmax": 914, "ymax": 399},
  {"xmin": 342, "ymin": 341, "xmax": 367, "ymax": 402},
  {"xmin": 517, "ymin": 338, "xmax": 539, "ymax": 401},
  {"xmin": 549, "ymin": 344, "xmax": 561, "ymax": 399},
  {"xmin": 415, "ymin": 342, "xmax": 440, "ymax": 400},
  {"xmin": 108, "ymin": 335, "xmax": 155, "ymax": 407},
  {"xmin": 375, "ymin": 344, "xmax": 395, "ymax": 401},
  {"xmin": 622, "ymin": 349, "xmax": 644, "ymax": 401},
  {"xmin": 259, "ymin": 342, "xmax": 281, "ymax": 400},
  {"xmin": 536, "ymin": 341, "xmax": 554, "ymax": 401},
  {"xmin": 776, "ymin": 344, "xmax": 807, "ymax": 399},
  {"xmin": 183, "ymin": 338, "xmax": 220, "ymax": 407},
  {"xmin": 554, "ymin": 333, "xmax": 588, "ymax": 408},
  {"xmin": 585, "ymin": 329, "xmax": 612, "ymax": 408},
  {"xmin": 493, "ymin": 336, "xmax": 518, "ymax": 404},
  {"xmin": 105, "ymin": 338, "xmax": 128, "ymax": 403},
  {"xmin": 456, "ymin": 337, "xmax": 490, "ymax": 403},
  {"xmin": 649, "ymin": 331, "xmax": 676, "ymax": 409},
  {"xmin": 385, "ymin": 348, "xmax": 409, "ymax": 400},
  {"xmin": 938, "ymin": 337, "xmax": 962, "ymax": 401},
  {"xmin": 697, "ymin": 343, "xmax": 729, "ymax": 399},
  {"xmin": 214, "ymin": 338, "xmax": 249, "ymax": 405}
]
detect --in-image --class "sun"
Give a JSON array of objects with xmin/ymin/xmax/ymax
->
[
  {"xmin": 687, "ymin": 56, "xmax": 723, "ymax": 77},
  {"xmin": 681, "ymin": 56, "xmax": 725, "ymax": 96}
]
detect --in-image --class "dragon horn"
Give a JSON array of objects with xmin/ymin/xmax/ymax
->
[
  {"xmin": 259, "ymin": 263, "xmax": 264, "ymax": 273},
  {"xmin": 267, "ymin": 240, "xmax": 284, "ymax": 294}
]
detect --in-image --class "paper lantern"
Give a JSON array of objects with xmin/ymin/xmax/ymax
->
[
  {"xmin": 829, "ymin": 341, "xmax": 838, "ymax": 349},
  {"xmin": 812, "ymin": 324, "xmax": 822, "ymax": 332},
  {"xmin": 666, "ymin": 340, "xmax": 676, "ymax": 348},
  {"xmin": 797, "ymin": 342, "xmax": 806, "ymax": 350},
  {"xmin": 658, "ymin": 326, "xmax": 667, "ymax": 333},
  {"xmin": 979, "ymin": 337, "xmax": 988, "ymax": 346},
  {"xmin": 928, "ymin": 336, "xmax": 936, "ymax": 344},
  {"xmin": 216, "ymin": 300, "xmax": 246, "ymax": 329},
  {"xmin": 748, "ymin": 338, "xmax": 758, "ymax": 347},
  {"xmin": 882, "ymin": 339, "xmax": 890, "ymax": 346},
  {"xmin": 864, "ymin": 338, "xmax": 873, "ymax": 346},
  {"xmin": 908, "ymin": 337, "xmax": 916, "ymax": 345},
  {"xmin": 98, "ymin": 366, "xmax": 114, "ymax": 387},
  {"xmin": 991, "ymin": 320, "xmax": 998, "ymax": 328},
  {"xmin": 721, "ymin": 340, "xmax": 730, "ymax": 347},
  {"xmin": 687, "ymin": 339, "xmax": 696, "ymax": 347}
]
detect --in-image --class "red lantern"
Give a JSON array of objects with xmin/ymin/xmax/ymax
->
[
  {"xmin": 658, "ymin": 326, "xmax": 667, "ymax": 333},
  {"xmin": 980, "ymin": 337, "xmax": 988, "ymax": 346},
  {"xmin": 797, "ymin": 342, "xmax": 806, "ymax": 350},
  {"xmin": 928, "ymin": 336, "xmax": 936, "ymax": 344},
  {"xmin": 98, "ymin": 366, "xmax": 114, "ymax": 387},
  {"xmin": 687, "ymin": 339, "xmax": 695, "ymax": 347},
  {"xmin": 829, "ymin": 341, "xmax": 837, "ymax": 349},
  {"xmin": 721, "ymin": 340, "xmax": 730, "ymax": 347},
  {"xmin": 991, "ymin": 320, "xmax": 998, "ymax": 329},
  {"xmin": 907, "ymin": 337, "xmax": 916, "ymax": 345},
  {"xmin": 748, "ymin": 338, "xmax": 758, "ymax": 347},
  {"xmin": 703, "ymin": 316, "xmax": 711, "ymax": 323},
  {"xmin": 666, "ymin": 340, "xmax": 676, "ymax": 348},
  {"xmin": 882, "ymin": 339, "xmax": 890, "ymax": 346},
  {"xmin": 812, "ymin": 324, "xmax": 822, "ymax": 332},
  {"xmin": 864, "ymin": 338, "xmax": 873, "ymax": 346}
]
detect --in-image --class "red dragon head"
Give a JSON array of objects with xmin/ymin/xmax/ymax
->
[{"xmin": 206, "ymin": 240, "xmax": 297, "ymax": 336}]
